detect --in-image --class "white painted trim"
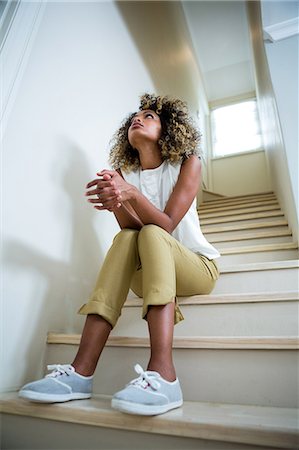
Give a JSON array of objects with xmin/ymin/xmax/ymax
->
[
  {"xmin": 211, "ymin": 148, "xmax": 265, "ymax": 161},
  {"xmin": 0, "ymin": 0, "xmax": 47, "ymax": 131},
  {"xmin": 263, "ymin": 17, "xmax": 299, "ymax": 43},
  {"xmin": 209, "ymin": 91, "xmax": 257, "ymax": 110}
]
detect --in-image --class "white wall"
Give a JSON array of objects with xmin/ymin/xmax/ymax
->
[
  {"xmin": 246, "ymin": 2, "xmax": 298, "ymax": 242},
  {"xmin": 1, "ymin": 1, "xmax": 155, "ymax": 392},
  {"xmin": 1, "ymin": 0, "xmax": 210, "ymax": 393},
  {"xmin": 261, "ymin": 1, "xmax": 299, "ymax": 223},
  {"xmin": 211, "ymin": 150, "xmax": 272, "ymax": 196}
]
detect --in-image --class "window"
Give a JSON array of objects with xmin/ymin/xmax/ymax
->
[{"xmin": 211, "ymin": 99, "xmax": 262, "ymax": 158}]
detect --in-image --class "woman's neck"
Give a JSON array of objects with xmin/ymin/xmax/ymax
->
[{"xmin": 137, "ymin": 143, "xmax": 163, "ymax": 170}]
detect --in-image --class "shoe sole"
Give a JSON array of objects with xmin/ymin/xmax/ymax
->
[
  {"xmin": 18, "ymin": 390, "xmax": 91, "ymax": 403},
  {"xmin": 111, "ymin": 398, "xmax": 183, "ymax": 416}
]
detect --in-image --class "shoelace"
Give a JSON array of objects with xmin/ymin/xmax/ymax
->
[
  {"xmin": 129, "ymin": 364, "xmax": 160, "ymax": 390},
  {"xmin": 46, "ymin": 364, "xmax": 75, "ymax": 378}
]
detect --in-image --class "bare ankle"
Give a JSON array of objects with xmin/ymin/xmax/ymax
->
[{"xmin": 147, "ymin": 361, "xmax": 176, "ymax": 382}]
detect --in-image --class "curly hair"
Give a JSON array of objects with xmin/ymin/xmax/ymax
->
[{"xmin": 108, "ymin": 93, "xmax": 201, "ymax": 172}]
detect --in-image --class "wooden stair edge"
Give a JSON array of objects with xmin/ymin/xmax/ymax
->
[
  {"xmin": 46, "ymin": 334, "xmax": 299, "ymax": 349},
  {"xmin": 221, "ymin": 259, "xmax": 299, "ymax": 273},
  {"xmin": 202, "ymin": 191, "xmax": 274, "ymax": 204},
  {"xmin": 209, "ymin": 229, "xmax": 293, "ymax": 243},
  {"xmin": 199, "ymin": 205, "xmax": 281, "ymax": 219},
  {"xmin": 201, "ymin": 211, "xmax": 285, "ymax": 225},
  {"xmin": 201, "ymin": 220, "xmax": 289, "ymax": 234},
  {"xmin": 201, "ymin": 196, "xmax": 276, "ymax": 208},
  {"xmin": 125, "ymin": 291, "xmax": 299, "ymax": 307},
  {"xmin": 218, "ymin": 241, "xmax": 298, "ymax": 255},
  {"xmin": 1, "ymin": 393, "xmax": 298, "ymax": 449},
  {"xmin": 198, "ymin": 200, "xmax": 279, "ymax": 213}
]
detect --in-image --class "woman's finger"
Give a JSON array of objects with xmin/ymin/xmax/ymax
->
[{"xmin": 86, "ymin": 179, "xmax": 100, "ymax": 189}]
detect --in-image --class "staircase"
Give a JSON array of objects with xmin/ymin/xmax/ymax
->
[{"xmin": 1, "ymin": 191, "xmax": 298, "ymax": 449}]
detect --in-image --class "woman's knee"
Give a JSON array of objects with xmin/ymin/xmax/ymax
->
[
  {"xmin": 112, "ymin": 228, "xmax": 139, "ymax": 245},
  {"xmin": 138, "ymin": 224, "xmax": 166, "ymax": 243}
]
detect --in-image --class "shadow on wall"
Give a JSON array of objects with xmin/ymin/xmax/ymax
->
[{"xmin": 3, "ymin": 142, "xmax": 105, "ymax": 386}]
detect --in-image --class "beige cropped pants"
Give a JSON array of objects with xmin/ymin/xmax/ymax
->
[{"xmin": 78, "ymin": 224, "xmax": 219, "ymax": 328}]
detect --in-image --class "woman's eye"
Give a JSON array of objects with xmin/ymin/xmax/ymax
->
[{"xmin": 145, "ymin": 113, "xmax": 154, "ymax": 119}]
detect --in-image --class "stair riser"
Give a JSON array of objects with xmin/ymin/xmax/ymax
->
[
  {"xmin": 45, "ymin": 345, "xmax": 298, "ymax": 408},
  {"xmin": 215, "ymin": 236, "xmax": 293, "ymax": 249},
  {"xmin": 218, "ymin": 249, "xmax": 299, "ymax": 265},
  {"xmin": 213, "ymin": 267, "xmax": 299, "ymax": 294},
  {"xmin": 110, "ymin": 302, "xmax": 299, "ymax": 338},
  {"xmin": 1, "ymin": 414, "xmax": 282, "ymax": 450}
]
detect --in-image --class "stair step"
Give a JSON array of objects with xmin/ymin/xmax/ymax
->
[
  {"xmin": 218, "ymin": 249, "xmax": 299, "ymax": 265},
  {"xmin": 208, "ymin": 228, "xmax": 292, "ymax": 243},
  {"xmin": 213, "ymin": 260, "xmax": 299, "ymax": 294},
  {"xmin": 47, "ymin": 334, "xmax": 299, "ymax": 350},
  {"xmin": 1, "ymin": 393, "xmax": 298, "ymax": 449},
  {"xmin": 113, "ymin": 292, "xmax": 299, "ymax": 337},
  {"xmin": 199, "ymin": 204, "xmax": 281, "ymax": 219},
  {"xmin": 201, "ymin": 219, "xmax": 289, "ymax": 234},
  {"xmin": 219, "ymin": 242, "xmax": 298, "ymax": 255},
  {"xmin": 202, "ymin": 192, "xmax": 275, "ymax": 206},
  {"xmin": 201, "ymin": 210, "xmax": 284, "ymax": 225},
  {"xmin": 125, "ymin": 291, "xmax": 299, "ymax": 306},
  {"xmin": 215, "ymin": 235, "xmax": 293, "ymax": 248},
  {"xmin": 198, "ymin": 195, "xmax": 278, "ymax": 210},
  {"xmin": 199, "ymin": 199, "xmax": 278, "ymax": 212},
  {"xmin": 45, "ymin": 337, "xmax": 298, "ymax": 407}
]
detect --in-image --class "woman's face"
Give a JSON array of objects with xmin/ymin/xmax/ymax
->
[{"xmin": 128, "ymin": 109, "xmax": 162, "ymax": 148}]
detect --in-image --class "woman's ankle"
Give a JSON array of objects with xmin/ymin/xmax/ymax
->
[{"xmin": 147, "ymin": 361, "xmax": 176, "ymax": 382}]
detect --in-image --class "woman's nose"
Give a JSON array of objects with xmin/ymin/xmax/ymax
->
[{"xmin": 133, "ymin": 117, "xmax": 142, "ymax": 125}]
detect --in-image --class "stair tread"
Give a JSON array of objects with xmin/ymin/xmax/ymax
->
[
  {"xmin": 201, "ymin": 210, "xmax": 284, "ymax": 225},
  {"xmin": 202, "ymin": 191, "xmax": 274, "ymax": 204},
  {"xmin": 1, "ymin": 393, "xmax": 297, "ymax": 449},
  {"xmin": 199, "ymin": 204, "xmax": 281, "ymax": 219},
  {"xmin": 201, "ymin": 219, "xmax": 288, "ymax": 233},
  {"xmin": 208, "ymin": 229, "xmax": 292, "ymax": 243},
  {"xmin": 125, "ymin": 291, "xmax": 299, "ymax": 306},
  {"xmin": 218, "ymin": 241, "xmax": 298, "ymax": 255},
  {"xmin": 220, "ymin": 259, "xmax": 299, "ymax": 273},
  {"xmin": 199, "ymin": 199, "xmax": 278, "ymax": 212}
]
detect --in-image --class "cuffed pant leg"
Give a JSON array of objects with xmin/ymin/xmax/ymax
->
[{"xmin": 78, "ymin": 229, "xmax": 140, "ymax": 328}]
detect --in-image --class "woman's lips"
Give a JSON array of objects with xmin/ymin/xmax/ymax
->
[{"xmin": 131, "ymin": 123, "xmax": 143, "ymax": 129}]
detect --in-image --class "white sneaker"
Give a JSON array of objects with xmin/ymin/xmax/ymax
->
[
  {"xmin": 19, "ymin": 364, "xmax": 93, "ymax": 403},
  {"xmin": 111, "ymin": 364, "xmax": 183, "ymax": 415}
]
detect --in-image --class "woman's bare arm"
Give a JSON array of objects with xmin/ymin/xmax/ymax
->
[{"xmin": 96, "ymin": 155, "xmax": 201, "ymax": 233}]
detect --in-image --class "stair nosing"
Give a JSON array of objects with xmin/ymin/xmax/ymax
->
[
  {"xmin": 220, "ymin": 259, "xmax": 299, "ymax": 273},
  {"xmin": 209, "ymin": 229, "xmax": 292, "ymax": 243},
  {"xmin": 201, "ymin": 211, "xmax": 284, "ymax": 225},
  {"xmin": 199, "ymin": 199, "xmax": 278, "ymax": 212},
  {"xmin": 1, "ymin": 393, "xmax": 297, "ymax": 449},
  {"xmin": 202, "ymin": 191, "xmax": 274, "ymax": 203},
  {"xmin": 46, "ymin": 334, "xmax": 299, "ymax": 350},
  {"xmin": 218, "ymin": 242, "xmax": 298, "ymax": 255},
  {"xmin": 199, "ymin": 205, "xmax": 281, "ymax": 219},
  {"xmin": 201, "ymin": 220, "xmax": 288, "ymax": 233},
  {"xmin": 125, "ymin": 291, "xmax": 299, "ymax": 307}
]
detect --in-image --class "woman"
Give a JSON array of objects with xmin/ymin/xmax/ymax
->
[{"xmin": 19, "ymin": 93, "xmax": 220, "ymax": 416}]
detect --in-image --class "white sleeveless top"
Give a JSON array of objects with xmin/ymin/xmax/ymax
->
[{"xmin": 122, "ymin": 161, "xmax": 221, "ymax": 260}]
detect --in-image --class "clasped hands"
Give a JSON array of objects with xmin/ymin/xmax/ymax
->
[{"xmin": 85, "ymin": 170, "xmax": 132, "ymax": 212}]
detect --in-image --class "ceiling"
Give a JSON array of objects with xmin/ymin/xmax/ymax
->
[{"xmin": 182, "ymin": 1, "xmax": 256, "ymax": 103}]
